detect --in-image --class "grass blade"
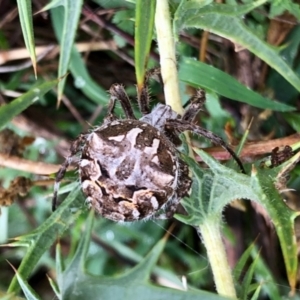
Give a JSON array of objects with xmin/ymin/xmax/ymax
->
[
  {"xmin": 16, "ymin": 0, "xmax": 37, "ymax": 76},
  {"xmin": 0, "ymin": 78, "xmax": 59, "ymax": 130},
  {"xmin": 52, "ymin": 1, "xmax": 84, "ymax": 105},
  {"xmin": 179, "ymin": 58, "xmax": 295, "ymax": 112},
  {"xmin": 134, "ymin": 0, "xmax": 156, "ymax": 89}
]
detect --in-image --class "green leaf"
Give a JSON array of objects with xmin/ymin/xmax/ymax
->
[
  {"xmin": 134, "ymin": 0, "xmax": 156, "ymax": 87},
  {"xmin": 69, "ymin": 48, "xmax": 109, "ymax": 106},
  {"xmin": 48, "ymin": 273, "xmax": 61, "ymax": 299},
  {"xmin": 249, "ymin": 284, "xmax": 262, "ymax": 300},
  {"xmin": 283, "ymin": 112, "xmax": 300, "ymax": 132},
  {"xmin": 0, "ymin": 291, "xmax": 23, "ymax": 300},
  {"xmin": 57, "ymin": 211, "xmax": 227, "ymax": 300},
  {"xmin": 113, "ymin": 9, "xmax": 135, "ymax": 37},
  {"xmin": 16, "ymin": 0, "xmax": 37, "ymax": 76},
  {"xmin": 174, "ymin": 1, "xmax": 300, "ymax": 95},
  {"xmin": 267, "ymin": 26, "xmax": 300, "ymax": 103},
  {"xmin": 0, "ymin": 78, "xmax": 59, "ymax": 130},
  {"xmin": 176, "ymin": 150, "xmax": 298, "ymax": 291},
  {"xmin": 240, "ymin": 251, "xmax": 260, "ymax": 300},
  {"xmin": 38, "ymin": 0, "xmax": 64, "ymax": 12},
  {"xmin": 269, "ymin": 0, "xmax": 300, "ymax": 19},
  {"xmin": 179, "ymin": 57, "xmax": 295, "ymax": 112},
  {"xmin": 8, "ymin": 262, "xmax": 41, "ymax": 300},
  {"xmin": 249, "ymin": 247, "xmax": 282, "ymax": 300},
  {"xmin": 51, "ymin": 7, "xmax": 113, "ymax": 109},
  {"xmin": 175, "ymin": 0, "xmax": 268, "ymax": 19},
  {"xmin": 7, "ymin": 185, "xmax": 83, "ymax": 293},
  {"xmin": 50, "ymin": 1, "xmax": 84, "ymax": 104},
  {"xmin": 233, "ymin": 241, "xmax": 256, "ymax": 284}
]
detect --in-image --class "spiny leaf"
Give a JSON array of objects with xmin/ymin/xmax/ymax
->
[
  {"xmin": 174, "ymin": 0, "xmax": 268, "ymax": 19},
  {"xmin": 7, "ymin": 185, "xmax": 82, "ymax": 293},
  {"xmin": 175, "ymin": 1, "xmax": 300, "ymax": 95},
  {"xmin": 57, "ymin": 211, "xmax": 227, "ymax": 300},
  {"xmin": 269, "ymin": 0, "xmax": 300, "ymax": 19},
  {"xmin": 176, "ymin": 150, "xmax": 298, "ymax": 292},
  {"xmin": 7, "ymin": 261, "xmax": 41, "ymax": 300}
]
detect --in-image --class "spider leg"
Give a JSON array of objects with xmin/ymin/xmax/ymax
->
[
  {"xmin": 52, "ymin": 135, "xmax": 85, "ymax": 211},
  {"xmin": 109, "ymin": 84, "xmax": 136, "ymax": 119},
  {"xmin": 104, "ymin": 93, "xmax": 118, "ymax": 123},
  {"xmin": 138, "ymin": 67, "xmax": 161, "ymax": 115},
  {"xmin": 182, "ymin": 89, "xmax": 206, "ymax": 122},
  {"xmin": 165, "ymin": 119, "xmax": 245, "ymax": 173},
  {"xmin": 52, "ymin": 157, "xmax": 73, "ymax": 211}
]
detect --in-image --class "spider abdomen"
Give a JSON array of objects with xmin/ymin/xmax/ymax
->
[{"xmin": 80, "ymin": 119, "xmax": 182, "ymax": 221}]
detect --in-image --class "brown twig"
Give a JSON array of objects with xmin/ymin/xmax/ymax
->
[
  {"xmin": 0, "ymin": 153, "xmax": 60, "ymax": 174},
  {"xmin": 198, "ymin": 133, "xmax": 300, "ymax": 162}
]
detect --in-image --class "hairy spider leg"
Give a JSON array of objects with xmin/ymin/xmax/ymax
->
[
  {"xmin": 138, "ymin": 67, "xmax": 161, "ymax": 115},
  {"xmin": 103, "ymin": 93, "xmax": 117, "ymax": 123},
  {"xmin": 163, "ymin": 90, "xmax": 206, "ymax": 147},
  {"xmin": 52, "ymin": 135, "xmax": 86, "ymax": 211},
  {"xmin": 165, "ymin": 119, "xmax": 246, "ymax": 174},
  {"xmin": 169, "ymin": 89, "xmax": 245, "ymax": 173},
  {"xmin": 182, "ymin": 89, "xmax": 206, "ymax": 122},
  {"xmin": 109, "ymin": 84, "xmax": 136, "ymax": 119}
]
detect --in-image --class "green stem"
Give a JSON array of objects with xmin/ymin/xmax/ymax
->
[
  {"xmin": 155, "ymin": 0, "xmax": 195, "ymax": 158},
  {"xmin": 155, "ymin": 0, "xmax": 183, "ymax": 114},
  {"xmin": 155, "ymin": 2, "xmax": 236, "ymax": 297},
  {"xmin": 199, "ymin": 219, "xmax": 237, "ymax": 298}
]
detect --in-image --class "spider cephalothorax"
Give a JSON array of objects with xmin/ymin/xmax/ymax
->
[{"xmin": 53, "ymin": 72, "xmax": 244, "ymax": 221}]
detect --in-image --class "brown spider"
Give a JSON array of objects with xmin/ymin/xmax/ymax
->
[{"xmin": 53, "ymin": 71, "xmax": 244, "ymax": 222}]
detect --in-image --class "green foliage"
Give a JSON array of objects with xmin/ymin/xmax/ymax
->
[
  {"xmin": 176, "ymin": 149, "xmax": 298, "ymax": 292},
  {"xmin": 0, "ymin": 78, "xmax": 59, "ymax": 130},
  {"xmin": 7, "ymin": 186, "xmax": 83, "ymax": 293},
  {"xmin": 50, "ymin": 6, "xmax": 110, "ymax": 107},
  {"xmin": 16, "ymin": 0, "xmax": 36, "ymax": 76},
  {"xmin": 134, "ymin": 0, "xmax": 156, "ymax": 87},
  {"xmin": 174, "ymin": 0, "xmax": 300, "ymax": 93},
  {"xmin": 54, "ymin": 211, "xmax": 227, "ymax": 300},
  {"xmin": 249, "ymin": 247, "xmax": 283, "ymax": 300},
  {"xmin": 44, "ymin": 0, "xmax": 84, "ymax": 103},
  {"xmin": 269, "ymin": 0, "xmax": 300, "ymax": 19},
  {"xmin": 12, "ymin": 263, "xmax": 41, "ymax": 300},
  {"xmin": 179, "ymin": 58, "xmax": 295, "ymax": 111},
  {"xmin": 1, "ymin": 0, "xmax": 300, "ymax": 299}
]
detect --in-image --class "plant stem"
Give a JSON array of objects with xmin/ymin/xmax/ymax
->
[
  {"xmin": 155, "ymin": 2, "xmax": 236, "ymax": 298},
  {"xmin": 155, "ymin": 0, "xmax": 183, "ymax": 114},
  {"xmin": 154, "ymin": 0, "xmax": 194, "ymax": 159},
  {"xmin": 199, "ymin": 219, "xmax": 237, "ymax": 298}
]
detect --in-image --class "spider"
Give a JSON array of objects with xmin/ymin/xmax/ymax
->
[{"xmin": 53, "ymin": 70, "xmax": 244, "ymax": 222}]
